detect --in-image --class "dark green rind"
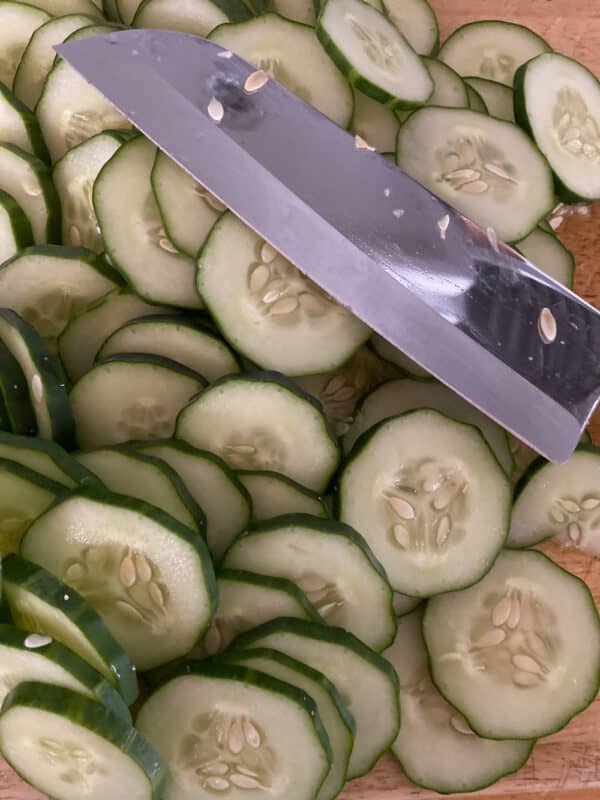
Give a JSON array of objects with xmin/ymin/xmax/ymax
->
[
  {"xmin": 466, "ymin": 84, "xmax": 488, "ymax": 113},
  {"xmin": 0, "ymin": 244, "xmax": 124, "ymax": 288},
  {"xmin": 0, "ymin": 623, "xmax": 131, "ymax": 723},
  {"xmin": 236, "ymin": 469, "xmax": 330, "ymax": 518},
  {"xmin": 0, "ymin": 188, "xmax": 34, "ymax": 248},
  {"xmin": 3, "ymin": 555, "xmax": 138, "ymax": 704},
  {"xmin": 0, "ymin": 339, "xmax": 36, "ymax": 435},
  {"xmin": 103, "ymin": 0, "xmax": 122, "ymax": 21},
  {"xmin": 0, "ymin": 82, "xmax": 49, "ymax": 161},
  {"xmin": 95, "ymin": 351, "xmax": 208, "ymax": 386},
  {"xmin": 218, "ymin": 568, "xmax": 323, "ymax": 623},
  {"xmin": 0, "ymin": 309, "xmax": 75, "ymax": 448},
  {"xmin": 0, "ymin": 392, "xmax": 10, "ymax": 431},
  {"xmin": 0, "ymin": 454, "xmax": 66, "ymax": 496},
  {"xmin": 0, "ymin": 431, "xmax": 98, "ymax": 487},
  {"xmin": 0, "ymin": 682, "xmax": 165, "ymax": 798},
  {"xmin": 133, "ymin": 0, "xmax": 251, "ymax": 26}
]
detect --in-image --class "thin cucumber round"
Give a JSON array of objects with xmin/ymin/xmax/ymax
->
[
  {"xmin": 424, "ymin": 549, "xmax": 600, "ymax": 739},
  {"xmin": 136, "ymin": 660, "xmax": 331, "ymax": 800},
  {"xmin": 351, "ymin": 89, "xmax": 399, "ymax": 153},
  {"xmin": 104, "ymin": 0, "xmax": 122, "ymax": 19},
  {"xmin": 133, "ymin": 0, "xmax": 250, "ymax": 36},
  {"xmin": 18, "ymin": 0, "xmax": 101, "ymax": 13},
  {"xmin": 117, "ymin": 0, "xmax": 142, "ymax": 22},
  {"xmin": 381, "ymin": 0, "xmax": 438, "ymax": 56},
  {"xmin": 515, "ymin": 225, "xmax": 575, "ymax": 287},
  {"xmin": 0, "ymin": 188, "xmax": 33, "ymax": 264},
  {"xmin": 0, "ymin": 81, "xmax": 48, "ymax": 160},
  {"xmin": 0, "ymin": 337, "xmax": 35, "ymax": 435},
  {"xmin": 317, "ymin": 0, "xmax": 433, "ymax": 109},
  {"xmin": 465, "ymin": 76, "xmax": 514, "ymax": 122},
  {"xmin": 265, "ymin": 0, "xmax": 315, "ymax": 25},
  {"xmin": 392, "ymin": 592, "xmax": 420, "ymax": 617},
  {"xmin": 466, "ymin": 83, "xmax": 487, "ymax": 113},
  {"xmin": 0, "ymin": 1, "xmax": 50, "ymax": 89},
  {"xmin": 70, "ymin": 354, "xmax": 206, "ymax": 449},
  {"xmin": 0, "ymin": 682, "xmax": 164, "ymax": 800},
  {"xmin": 176, "ymin": 372, "xmax": 340, "ymax": 492},
  {"xmin": 396, "ymin": 107, "xmax": 555, "ymax": 243},
  {"xmin": 339, "ymin": 410, "xmax": 511, "ymax": 597},
  {"xmin": 3, "ymin": 555, "xmax": 138, "ymax": 703},
  {"xmin": 423, "ymin": 57, "xmax": 469, "ymax": 108},
  {"xmin": 237, "ymin": 470, "xmax": 329, "ymax": 522},
  {"xmin": 0, "ymin": 431, "xmax": 95, "ymax": 487},
  {"xmin": 223, "ymin": 514, "xmax": 396, "ymax": 650}
]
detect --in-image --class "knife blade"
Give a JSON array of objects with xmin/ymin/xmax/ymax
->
[{"xmin": 57, "ymin": 28, "xmax": 600, "ymax": 462}]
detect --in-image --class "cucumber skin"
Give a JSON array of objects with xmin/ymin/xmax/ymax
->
[
  {"xmin": 0, "ymin": 682, "xmax": 165, "ymax": 798},
  {"xmin": 0, "ymin": 244, "xmax": 125, "ymax": 288},
  {"xmin": 132, "ymin": 0, "xmax": 252, "ymax": 26},
  {"xmin": 0, "ymin": 340, "xmax": 36, "ymax": 436},
  {"xmin": 237, "ymin": 469, "xmax": 330, "ymax": 517},
  {"xmin": 0, "ymin": 431, "xmax": 98, "ymax": 487},
  {"xmin": 0, "ymin": 188, "xmax": 34, "ymax": 249},
  {"xmin": 0, "ymin": 83, "xmax": 49, "ymax": 163},
  {"xmin": 0, "ymin": 455, "xmax": 67, "ymax": 496}
]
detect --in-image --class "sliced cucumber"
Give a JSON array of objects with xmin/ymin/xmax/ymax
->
[
  {"xmin": 317, "ymin": 0, "xmax": 433, "ymax": 108},
  {"xmin": 133, "ymin": 0, "xmax": 250, "ymax": 36},
  {"xmin": 439, "ymin": 20, "xmax": 551, "ymax": 86},
  {"xmin": 0, "ymin": 623, "xmax": 131, "ymax": 722},
  {"xmin": 515, "ymin": 225, "xmax": 575, "ymax": 287},
  {"xmin": 36, "ymin": 24, "xmax": 132, "ymax": 162},
  {"xmin": 20, "ymin": 487, "xmax": 217, "ymax": 670},
  {"xmin": 0, "ymin": 682, "xmax": 164, "ymax": 800},
  {"xmin": 0, "ymin": 457, "xmax": 63, "ymax": 554},
  {"xmin": 58, "ymin": 287, "xmax": 166, "ymax": 383},
  {"xmin": 0, "ymin": 143, "xmax": 60, "ymax": 243},
  {"xmin": 371, "ymin": 333, "xmax": 429, "ymax": 378},
  {"xmin": 136, "ymin": 660, "xmax": 331, "ymax": 800},
  {"xmin": 151, "ymin": 149, "xmax": 225, "ymax": 259},
  {"xmin": 210, "ymin": 13, "xmax": 353, "ymax": 127},
  {"xmin": 53, "ymin": 130, "xmax": 126, "ymax": 251},
  {"xmin": 18, "ymin": 0, "xmax": 101, "ymax": 13},
  {"xmin": 98, "ymin": 315, "xmax": 240, "ymax": 381},
  {"xmin": 0, "ymin": 188, "xmax": 33, "ymax": 263},
  {"xmin": 71, "ymin": 354, "xmax": 205, "ymax": 449},
  {"xmin": 3, "ymin": 555, "xmax": 138, "ymax": 703},
  {"xmin": 176, "ymin": 372, "xmax": 340, "ymax": 492},
  {"xmin": 514, "ymin": 52, "xmax": 600, "ymax": 201},
  {"xmin": 95, "ymin": 136, "xmax": 201, "ymax": 308},
  {"xmin": 233, "ymin": 617, "xmax": 399, "ymax": 778},
  {"xmin": 344, "ymin": 377, "xmax": 513, "ymax": 474},
  {"xmin": 0, "ymin": 336, "xmax": 36, "ymax": 435},
  {"xmin": 381, "ymin": 0, "xmax": 437, "ymax": 56},
  {"xmin": 0, "ymin": 308, "xmax": 74, "ymax": 446},
  {"xmin": 224, "ymin": 647, "xmax": 354, "ymax": 800},
  {"xmin": 396, "ymin": 107, "xmax": 554, "ymax": 242},
  {"xmin": 265, "ymin": 0, "xmax": 315, "ymax": 25},
  {"xmin": 424, "ymin": 57, "xmax": 469, "ymax": 108},
  {"xmin": 466, "ymin": 84, "xmax": 487, "ymax": 113},
  {"xmin": 104, "ymin": 0, "xmax": 121, "ymax": 20},
  {"xmin": 465, "ymin": 76, "xmax": 514, "ymax": 122},
  {"xmin": 0, "ymin": 1, "xmax": 50, "ymax": 89},
  {"xmin": 117, "ymin": 0, "xmax": 143, "ymax": 23},
  {"xmin": 339, "ymin": 410, "xmax": 511, "ymax": 597},
  {"xmin": 386, "ymin": 607, "xmax": 534, "ymax": 793},
  {"xmin": 238, "ymin": 470, "xmax": 328, "ymax": 522},
  {"xmin": 508, "ymin": 446, "xmax": 600, "ymax": 550},
  {"xmin": 0, "ymin": 246, "xmax": 120, "ymax": 352},
  {"xmin": 351, "ymin": 89, "xmax": 399, "ymax": 153},
  {"xmin": 75, "ymin": 447, "xmax": 205, "ymax": 533},
  {"xmin": 0, "ymin": 81, "xmax": 47, "ymax": 159},
  {"xmin": 223, "ymin": 514, "xmax": 395, "ymax": 650},
  {"xmin": 392, "ymin": 591, "xmax": 420, "ymax": 617},
  {"xmin": 0, "ymin": 431, "xmax": 94, "ymax": 487},
  {"xmin": 424, "ymin": 549, "xmax": 600, "ymax": 739},
  {"xmin": 134, "ymin": 440, "xmax": 251, "ymax": 563}
]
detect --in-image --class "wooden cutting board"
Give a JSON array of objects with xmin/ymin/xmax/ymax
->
[{"xmin": 3, "ymin": 1, "xmax": 600, "ymax": 798}]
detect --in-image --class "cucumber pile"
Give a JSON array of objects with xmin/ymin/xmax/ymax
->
[{"xmin": 0, "ymin": 0, "xmax": 598, "ymax": 797}]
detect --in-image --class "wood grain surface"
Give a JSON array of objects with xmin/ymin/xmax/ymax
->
[{"xmin": 3, "ymin": 0, "xmax": 600, "ymax": 798}]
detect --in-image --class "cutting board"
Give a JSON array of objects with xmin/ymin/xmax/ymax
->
[{"xmin": 3, "ymin": 1, "xmax": 600, "ymax": 798}]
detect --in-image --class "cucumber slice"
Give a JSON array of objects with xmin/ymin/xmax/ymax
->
[
  {"xmin": 339, "ymin": 410, "xmax": 511, "ymax": 597},
  {"xmin": 0, "ymin": 336, "xmax": 36, "ymax": 435},
  {"xmin": 0, "ymin": 309, "xmax": 74, "ymax": 447},
  {"xmin": 514, "ymin": 53, "xmax": 600, "ymax": 202},
  {"xmin": 439, "ymin": 20, "xmax": 551, "ymax": 86},
  {"xmin": 396, "ymin": 107, "xmax": 554, "ymax": 242},
  {"xmin": 176, "ymin": 372, "xmax": 340, "ymax": 492},
  {"xmin": 466, "ymin": 83, "xmax": 487, "ymax": 113},
  {"xmin": 423, "ymin": 57, "xmax": 469, "ymax": 108},
  {"xmin": 224, "ymin": 648, "xmax": 354, "ymax": 800},
  {"xmin": 19, "ymin": 0, "xmax": 101, "ymax": 13},
  {"xmin": 3, "ymin": 555, "xmax": 138, "ymax": 703},
  {"xmin": 381, "ymin": 0, "xmax": 437, "ymax": 56},
  {"xmin": 0, "ymin": 457, "xmax": 63, "ymax": 554},
  {"xmin": 20, "ymin": 487, "xmax": 217, "ymax": 670},
  {"xmin": 0, "ymin": 1, "xmax": 50, "ymax": 89},
  {"xmin": 238, "ymin": 470, "xmax": 329, "ymax": 522},
  {"xmin": 0, "ymin": 682, "xmax": 164, "ymax": 800},
  {"xmin": 117, "ymin": 0, "xmax": 142, "ymax": 23},
  {"xmin": 58, "ymin": 288, "xmax": 166, "ymax": 383},
  {"xmin": 95, "ymin": 136, "xmax": 201, "ymax": 308},
  {"xmin": 104, "ymin": 0, "xmax": 121, "ymax": 20},
  {"xmin": 36, "ymin": 24, "xmax": 132, "ymax": 162},
  {"xmin": 508, "ymin": 446, "xmax": 600, "ymax": 550},
  {"xmin": 351, "ymin": 89, "xmax": 399, "ymax": 153},
  {"xmin": 223, "ymin": 514, "xmax": 395, "ymax": 650},
  {"xmin": 0, "ymin": 246, "xmax": 120, "ymax": 352},
  {"xmin": 392, "ymin": 591, "xmax": 420, "ymax": 617},
  {"xmin": 136, "ymin": 661, "xmax": 331, "ymax": 800},
  {"xmin": 0, "ymin": 623, "xmax": 131, "ymax": 722},
  {"xmin": 424, "ymin": 549, "xmax": 600, "ymax": 739},
  {"xmin": 316, "ymin": 0, "xmax": 433, "ymax": 109},
  {"xmin": 0, "ymin": 143, "xmax": 60, "ymax": 243},
  {"xmin": 465, "ymin": 76, "xmax": 514, "ymax": 122},
  {"xmin": 53, "ymin": 130, "xmax": 126, "ymax": 251},
  {"xmin": 386, "ymin": 608, "xmax": 534, "ymax": 793},
  {"xmin": 343, "ymin": 377, "xmax": 513, "ymax": 475},
  {"xmin": 133, "ymin": 0, "xmax": 250, "ymax": 36},
  {"xmin": 209, "ymin": 13, "xmax": 353, "ymax": 128},
  {"xmin": 515, "ymin": 226, "xmax": 575, "ymax": 287},
  {"xmin": 197, "ymin": 214, "xmax": 369, "ymax": 375},
  {"xmin": 0, "ymin": 431, "xmax": 94, "ymax": 487},
  {"xmin": 134, "ymin": 440, "xmax": 251, "ymax": 563},
  {"xmin": 371, "ymin": 333, "xmax": 430, "ymax": 377},
  {"xmin": 71, "ymin": 355, "xmax": 206, "ymax": 449},
  {"xmin": 75, "ymin": 447, "xmax": 205, "ymax": 533},
  {"xmin": 98, "ymin": 315, "xmax": 240, "ymax": 381},
  {"xmin": 265, "ymin": 0, "xmax": 315, "ymax": 25},
  {"xmin": 233, "ymin": 617, "xmax": 400, "ymax": 778},
  {"xmin": 0, "ymin": 188, "xmax": 33, "ymax": 263},
  {"xmin": 0, "ymin": 81, "xmax": 47, "ymax": 159},
  {"xmin": 151, "ymin": 150, "xmax": 225, "ymax": 259}
]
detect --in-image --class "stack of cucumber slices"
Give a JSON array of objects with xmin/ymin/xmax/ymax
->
[{"xmin": 0, "ymin": 0, "xmax": 598, "ymax": 797}]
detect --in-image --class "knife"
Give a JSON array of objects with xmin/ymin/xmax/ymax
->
[{"xmin": 57, "ymin": 28, "xmax": 600, "ymax": 463}]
